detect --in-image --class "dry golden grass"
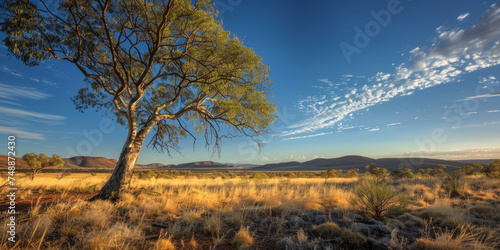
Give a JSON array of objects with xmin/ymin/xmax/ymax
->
[
  {"xmin": 410, "ymin": 224, "xmax": 499, "ymax": 250},
  {"xmin": 233, "ymin": 226, "xmax": 254, "ymax": 247},
  {"xmin": 1, "ymin": 173, "xmax": 499, "ymax": 249}
]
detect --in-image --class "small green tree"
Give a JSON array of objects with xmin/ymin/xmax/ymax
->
[
  {"xmin": 460, "ymin": 163, "xmax": 483, "ymax": 175},
  {"xmin": 321, "ymin": 169, "xmax": 343, "ymax": 183},
  {"xmin": 485, "ymin": 160, "xmax": 500, "ymax": 178},
  {"xmin": 437, "ymin": 164, "xmax": 447, "ymax": 170},
  {"xmin": 349, "ymin": 180, "xmax": 408, "ymax": 219},
  {"xmin": 346, "ymin": 168, "xmax": 359, "ymax": 178},
  {"xmin": 390, "ymin": 168, "xmax": 414, "ymax": 179},
  {"xmin": 22, "ymin": 153, "xmax": 64, "ymax": 180},
  {"xmin": 365, "ymin": 164, "xmax": 387, "ymax": 179}
]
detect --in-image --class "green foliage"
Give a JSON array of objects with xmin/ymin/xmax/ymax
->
[
  {"xmin": 445, "ymin": 178, "xmax": 463, "ymax": 198},
  {"xmin": 437, "ymin": 164, "xmax": 447, "ymax": 169},
  {"xmin": 346, "ymin": 168, "xmax": 359, "ymax": 178},
  {"xmin": 349, "ymin": 180, "xmax": 408, "ymax": 219},
  {"xmin": 0, "ymin": 0, "xmax": 278, "ymax": 156},
  {"xmin": 341, "ymin": 230, "xmax": 366, "ymax": 248},
  {"xmin": 484, "ymin": 160, "xmax": 500, "ymax": 178},
  {"xmin": 316, "ymin": 222, "xmax": 342, "ymax": 238},
  {"xmin": 22, "ymin": 152, "xmax": 64, "ymax": 180},
  {"xmin": 390, "ymin": 168, "xmax": 415, "ymax": 179},
  {"xmin": 138, "ymin": 171, "xmax": 157, "ymax": 180},
  {"xmin": 138, "ymin": 171, "xmax": 173, "ymax": 179},
  {"xmin": 286, "ymin": 172, "xmax": 297, "ymax": 179},
  {"xmin": 419, "ymin": 167, "xmax": 449, "ymax": 178},
  {"xmin": 365, "ymin": 164, "xmax": 388, "ymax": 178},
  {"xmin": 460, "ymin": 163, "xmax": 483, "ymax": 176},
  {"xmin": 250, "ymin": 173, "xmax": 269, "ymax": 179},
  {"xmin": 156, "ymin": 172, "xmax": 174, "ymax": 179},
  {"xmin": 322, "ymin": 169, "xmax": 343, "ymax": 182}
]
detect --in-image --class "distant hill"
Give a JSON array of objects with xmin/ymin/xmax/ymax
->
[
  {"xmin": 137, "ymin": 163, "xmax": 168, "ymax": 169},
  {"xmin": 252, "ymin": 155, "xmax": 496, "ymax": 172},
  {"xmin": 170, "ymin": 161, "xmax": 229, "ymax": 169},
  {"xmin": 0, "ymin": 155, "xmax": 237, "ymax": 170},
  {"xmin": 0, "ymin": 155, "xmax": 30, "ymax": 170},
  {"xmin": 458, "ymin": 159, "xmax": 498, "ymax": 165},
  {"xmin": 0, "ymin": 154, "xmax": 496, "ymax": 172},
  {"xmin": 64, "ymin": 156, "xmax": 117, "ymax": 169}
]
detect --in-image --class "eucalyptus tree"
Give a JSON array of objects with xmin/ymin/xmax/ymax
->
[
  {"xmin": 22, "ymin": 153, "xmax": 64, "ymax": 180},
  {"xmin": 1, "ymin": 0, "xmax": 276, "ymax": 199}
]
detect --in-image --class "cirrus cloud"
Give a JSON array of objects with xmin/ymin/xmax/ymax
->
[{"xmin": 282, "ymin": 2, "xmax": 500, "ymax": 139}]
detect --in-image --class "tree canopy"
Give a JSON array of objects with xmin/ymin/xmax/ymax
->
[
  {"xmin": 1, "ymin": 0, "xmax": 276, "ymax": 153},
  {"xmin": 22, "ymin": 153, "xmax": 64, "ymax": 179},
  {"xmin": 1, "ymin": 0, "xmax": 277, "ymax": 199}
]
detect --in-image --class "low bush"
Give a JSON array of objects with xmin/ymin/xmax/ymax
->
[
  {"xmin": 341, "ymin": 229, "xmax": 366, "ymax": 248},
  {"xmin": 250, "ymin": 173, "xmax": 269, "ymax": 179},
  {"xmin": 315, "ymin": 222, "xmax": 342, "ymax": 238},
  {"xmin": 349, "ymin": 180, "xmax": 408, "ymax": 219}
]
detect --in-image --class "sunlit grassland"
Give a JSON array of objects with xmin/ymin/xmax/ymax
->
[{"xmin": 1, "ymin": 173, "xmax": 499, "ymax": 249}]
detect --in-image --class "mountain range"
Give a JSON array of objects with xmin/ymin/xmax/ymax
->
[{"xmin": 0, "ymin": 154, "xmax": 496, "ymax": 172}]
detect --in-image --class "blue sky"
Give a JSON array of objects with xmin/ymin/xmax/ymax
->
[{"xmin": 1, "ymin": 0, "xmax": 500, "ymax": 165}]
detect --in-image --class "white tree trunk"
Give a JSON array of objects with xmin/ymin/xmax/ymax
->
[{"xmin": 92, "ymin": 134, "xmax": 143, "ymax": 200}]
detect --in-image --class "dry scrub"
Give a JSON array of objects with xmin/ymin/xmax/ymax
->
[{"xmin": 1, "ymin": 173, "xmax": 499, "ymax": 249}]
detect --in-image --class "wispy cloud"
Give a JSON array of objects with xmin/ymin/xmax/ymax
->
[
  {"xmin": 1, "ymin": 65, "xmax": 56, "ymax": 85},
  {"xmin": 0, "ymin": 84, "xmax": 64, "ymax": 139},
  {"xmin": 282, "ymin": 3, "xmax": 500, "ymax": 139},
  {"xmin": 318, "ymin": 79, "xmax": 333, "ymax": 84},
  {"xmin": 0, "ymin": 107, "xmax": 65, "ymax": 122},
  {"xmin": 42, "ymin": 80, "xmax": 56, "ymax": 86},
  {"xmin": 460, "ymin": 91, "xmax": 500, "ymax": 101},
  {"xmin": 0, "ymin": 65, "xmax": 22, "ymax": 77},
  {"xmin": 368, "ymin": 128, "xmax": 380, "ymax": 132},
  {"xmin": 457, "ymin": 13, "xmax": 470, "ymax": 21},
  {"xmin": 386, "ymin": 122, "xmax": 401, "ymax": 127},
  {"xmin": 341, "ymin": 74, "xmax": 366, "ymax": 79},
  {"xmin": 0, "ymin": 126, "xmax": 45, "ymax": 140},
  {"xmin": 0, "ymin": 83, "xmax": 51, "ymax": 100},
  {"xmin": 283, "ymin": 132, "xmax": 333, "ymax": 141},
  {"xmin": 488, "ymin": 110, "xmax": 500, "ymax": 113}
]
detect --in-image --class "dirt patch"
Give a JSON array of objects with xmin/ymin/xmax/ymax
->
[{"xmin": 0, "ymin": 192, "xmax": 97, "ymax": 214}]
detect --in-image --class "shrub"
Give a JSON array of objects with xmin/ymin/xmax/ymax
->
[
  {"xmin": 156, "ymin": 172, "xmax": 174, "ymax": 179},
  {"xmin": 349, "ymin": 180, "xmax": 408, "ymax": 219},
  {"xmin": 386, "ymin": 219, "xmax": 405, "ymax": 230},
  {"xmin": 315, "ymin": 222, "xmax": 342, "ymax": 238},
  {"xmin": 390, "ymin": 168, "xmax": 415, "ymax": 179},
  {"xmin": 250, "ymin": 173, "xmax": 269, "ymax": 179},
  {"xmin": 233, "ymin": 227, "xmax": 254, "ymax": 247},
  {"xmin": 365, "ymin": 164, "xmax": 388, "ymax": 179},
  {"xmin": 445, "ymin": 178, "xmax": 463, "ymax": 198},
  {"xmin": 346, "ymin": 168, "xmax": 359, "ymax": 178},
  {"xmin": 398, "ymin": 213, "xmax": 425, "ymax": 228},
  {"xmin": 484, "ymin": 160, "xmax": 500, "ymax": 178},
  {"xmin": 341, "ymin": 229, "xmax": 366, "ymax": 247},
  {"xmin": 138, "ymin": 171, "xmax": 157, "ymax": 179},
  {"xmin": 468, "ymin": 205, "xmax": 495, "ymax": 218}
]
